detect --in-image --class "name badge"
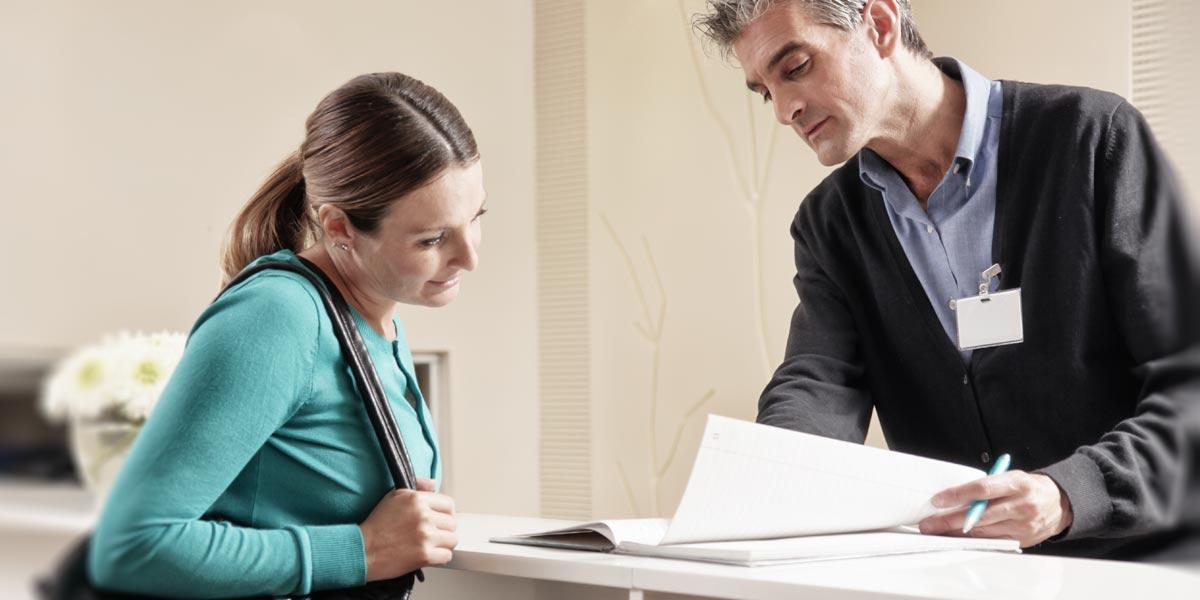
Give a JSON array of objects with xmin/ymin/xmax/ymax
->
[{"xmin": 951, "ymin": 264, "xmax": 1024, "ymax": 351}]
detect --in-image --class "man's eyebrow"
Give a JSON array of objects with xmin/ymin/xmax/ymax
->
[{"xmin": 745, "ymin": 41, "xmax": 809, "ymax": 92}]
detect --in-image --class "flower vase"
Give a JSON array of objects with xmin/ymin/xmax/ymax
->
[{"xmin": 69, "ymin": 418, "xmax": 140, "ymax": 504}]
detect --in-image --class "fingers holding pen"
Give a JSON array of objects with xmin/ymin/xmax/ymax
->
[{"xmin": 919, "ymin": 470, "xmax": 1073, "ymax": 547}]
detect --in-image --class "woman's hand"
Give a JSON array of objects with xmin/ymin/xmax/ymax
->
[
  {"xmin": 918, "ymin": 470, "xmax": 1073, "ymax": 548},
  {"xmin": 359, "ymin": 478, "xmax": 458, "ymax": 581}
]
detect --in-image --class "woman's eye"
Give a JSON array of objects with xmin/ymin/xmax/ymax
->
[
  {"xmin": 761, "ymin": 91, "xmax": 772, "ymax": 104},
  {"xmin": 420, "ymin": 233, "xmax": 446, "ymax": 247},
  {"xmin": 473, "ymin": 208, "xmax": 488, "ymax": 222}
]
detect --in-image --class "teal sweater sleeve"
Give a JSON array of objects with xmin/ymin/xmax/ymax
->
[{"xmin": 88, "ymin": 274, "xmax": 367, "ymax": 597}]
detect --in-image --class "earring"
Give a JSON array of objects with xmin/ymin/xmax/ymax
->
[{"xmin": 335, "ymin": 243, "xmax": 349, "ymax": 251}]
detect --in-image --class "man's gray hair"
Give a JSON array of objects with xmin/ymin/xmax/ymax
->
[{"xmin": 693, "ymin": 0, "xmax": 932, "ymax": 60}]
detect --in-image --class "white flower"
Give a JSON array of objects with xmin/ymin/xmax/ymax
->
[
  {"xmin": 42, "ymin": 344, "xmax": 110, "ymax": 421},
  {"xmin": 118, "ymin": 331, "xmax": 187, "ymax": 421},
  {"xmin": 40, "ymin": 330, "xmax": 188, "ymax": 424}
]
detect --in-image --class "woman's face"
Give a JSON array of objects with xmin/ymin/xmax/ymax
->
[{"xmin": 352, "ymin": 161, "xmax": 486, "ymax": 308}]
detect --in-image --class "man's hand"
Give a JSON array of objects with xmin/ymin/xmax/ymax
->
[{"xmin": 918, "ymin": 471, "xmax": 1073, "ymax": 548}]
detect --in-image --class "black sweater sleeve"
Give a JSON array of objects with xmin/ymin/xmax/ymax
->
[
  {"xmin": 756, "ymin": 198, "xmax": 873, "ymax": 442},
  {"xmin": 1039, "ymin": 100, "xmax": 1200, "ymax": 541}
]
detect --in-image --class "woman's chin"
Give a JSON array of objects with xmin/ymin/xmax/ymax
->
[{"xmin": 420, "ymin": 284, "xmax": 461, "ymax": 307}]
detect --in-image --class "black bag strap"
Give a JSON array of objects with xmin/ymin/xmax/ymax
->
[
  {"xmin": 218, "ymin": 257, "xmax": 423, "ymax": 597},
  {"xmin": 222, "ymin": 258, "xmax": 420, "ymax": 492}
]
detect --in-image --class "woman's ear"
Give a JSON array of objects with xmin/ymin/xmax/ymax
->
[
  {"xmin": 862, "ymin": 0, "xmax": 902, "ymax": 59},
  {"xmin": 316, "ymin": 204, "xmax": 354, "ymax": 247}
]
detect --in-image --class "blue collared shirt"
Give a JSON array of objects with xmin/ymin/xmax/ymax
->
[{"xmin": 858, "ymin": 59, "xmax": 1003, "ymax": 361}]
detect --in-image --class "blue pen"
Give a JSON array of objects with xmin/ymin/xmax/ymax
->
[{"xmin": 962, "ymin": 453, "xmax": 1011, "ymax": 533}]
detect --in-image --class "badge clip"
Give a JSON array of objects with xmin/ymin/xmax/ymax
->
[
  {"xmin": 978, "ymin": 263, "xmax": 1002, "ymax": 301},
  {"xmin": 950, "ymin": 264, "xmax": 1002, "ymax": 311}
]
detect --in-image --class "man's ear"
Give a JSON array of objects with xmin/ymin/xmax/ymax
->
[
  {"xmin": 862, "ymin": 0, "xmax": 902, "ymax": 58},
  {"xmin": 316, "ymin": 204, "xmax": 354, "ymax": 247}
]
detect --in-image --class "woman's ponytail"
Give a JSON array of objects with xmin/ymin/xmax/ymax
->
[
  {"xmin": 219, "ymin": 72, "xmax": 478, "ymax": 285},
  {"xmin": 219, "ymin": 151, "xmax": 316, "ymax": 284}
]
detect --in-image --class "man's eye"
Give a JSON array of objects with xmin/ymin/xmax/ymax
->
[
  {"xmin": 787, "ymin": 60, "xmax": 811, "ymax": 79},
  {"xmin": 420, "ymin": 233, "xmax": 445, "ymax": 247}
]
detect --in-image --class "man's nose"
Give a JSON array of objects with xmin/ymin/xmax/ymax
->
[{"xmin": 773, "ymin": 91, "xmax": 804, "ymax": 126}]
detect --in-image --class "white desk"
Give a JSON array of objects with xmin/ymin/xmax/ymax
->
[
  {"xmin": 436, "ymin": 514, "xmax": 1200, "ymax": 600},
  {"xmin": 2, "ymin": 483, "xmax": 1197, "ymax": 600}
]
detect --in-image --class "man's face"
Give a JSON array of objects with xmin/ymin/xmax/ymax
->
[{"xmin": 733, "ymin": 1, "xmax": 889, "ymax": 166}]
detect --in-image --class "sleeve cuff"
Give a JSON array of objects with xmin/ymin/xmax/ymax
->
[
  {"xmin": 1037, "ymin": 453, "xmax": 1113, "ymax": 541},
  {"xmin": 302, "ymin": 523, "xmax": 367, "ymax": 592}
]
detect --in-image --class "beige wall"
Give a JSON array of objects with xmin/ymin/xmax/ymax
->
[
  {"xmin": 913, "ymin": 0, "xmax": 1130, "ymax": 95},
  {"xmin": 577, "ymin": 0, "xmax": 1136, "ymax": 519},
  {"xmin": 0, "ymin": 1, "xmax": 539, "ymax": 516},
  {"xmin": 585, "ymin": 0, "xmax": 820, "ymax": 519}
]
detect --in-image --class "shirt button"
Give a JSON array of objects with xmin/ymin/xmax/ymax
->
[
  {"xmin": 981, "ymin": 451, "xmax": 992, "ymax": 464},
  {"xmin": 926, "ymin": 224, "xmax": 935, "ymax": 234},
  {"xmin": 962, "ymin": 374, "xmax": 969, "ymax": 385}
]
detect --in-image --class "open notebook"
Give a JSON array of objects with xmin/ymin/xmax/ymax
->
[{"xmin": 492, "ymin": 415, "xmax": 1020, "ymax": 566}]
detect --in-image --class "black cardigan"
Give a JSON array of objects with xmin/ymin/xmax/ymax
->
[{"xmin": 758, "ymin": 79, "xmax": 1200, "ymax": 559}]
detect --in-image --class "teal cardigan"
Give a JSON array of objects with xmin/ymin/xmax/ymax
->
[{"xmin": 89, "ymin": 250, "xmax": 440, "ymax": 597}]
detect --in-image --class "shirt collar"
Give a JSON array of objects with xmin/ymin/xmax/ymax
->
[
  {"xmin": 941, "ymin": 57, "xmax": 994, "ymax": 178},
  {"xmin": 858, "ymin": 57, "xmax": 995, "ymax": 188}
]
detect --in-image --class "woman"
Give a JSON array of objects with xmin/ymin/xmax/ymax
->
[{"xmin": 88, "ymin": 72, "xmax": 483, "ymax": 597}]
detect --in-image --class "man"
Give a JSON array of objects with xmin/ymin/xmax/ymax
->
[{"xmin": 694, "ymin": 0, "xmax": 1199, "ymax": 559}]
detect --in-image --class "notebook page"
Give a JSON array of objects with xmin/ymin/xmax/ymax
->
[
  {"xmin": 660, "ymin": 415, "xmax": 987, "ymax": 545},
  {"xmin": 597, "ymin": 518, "xmax": 671, "ymax": 545},
  {"xmin": 509, "ymin": 517, "xmax": 670, "ymax": 546},
  {"xmin": 622, "ymin": 530, "xmax": 1018, "ymax": 565}
]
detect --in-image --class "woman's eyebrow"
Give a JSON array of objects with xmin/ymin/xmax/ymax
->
[{"xmin": 409, "ymin": 199, "xmax": 487, "ymax": 234}]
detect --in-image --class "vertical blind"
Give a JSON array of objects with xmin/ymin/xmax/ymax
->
[
  {"xmin": 1131, "ymin": 0, "xmax": 1198, "ymax": 204},
  {"xmin": 535, "ymin": 0, "xmax": 593, "ymax": 520}
]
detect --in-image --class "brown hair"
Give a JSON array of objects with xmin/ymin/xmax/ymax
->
[{"xmin": 220, "ymin": 72, "xmax": 479, "ymax": 283}]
